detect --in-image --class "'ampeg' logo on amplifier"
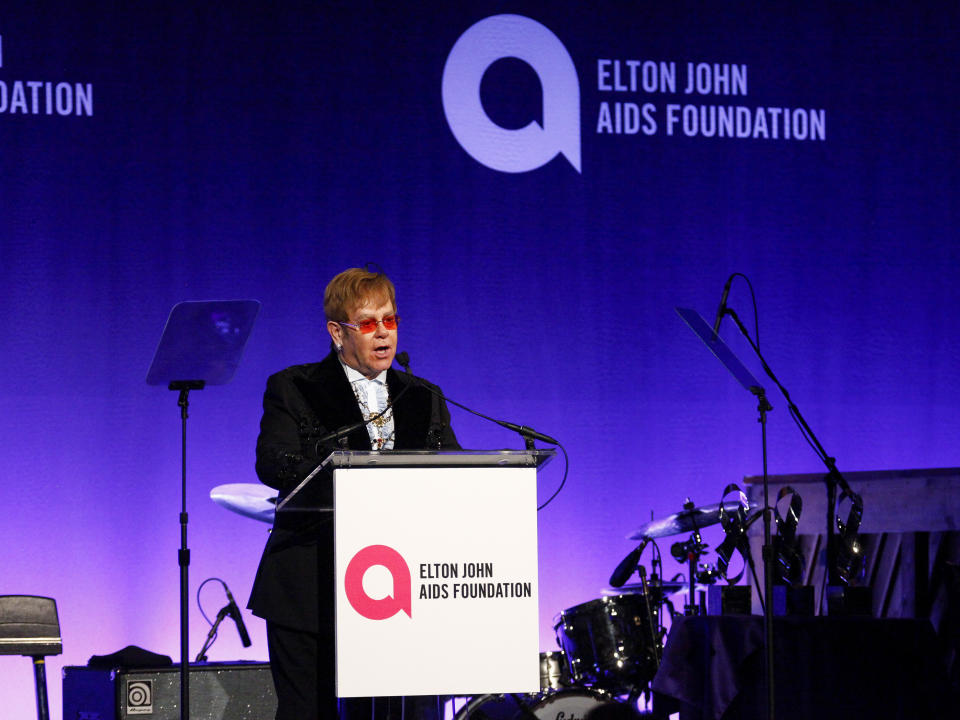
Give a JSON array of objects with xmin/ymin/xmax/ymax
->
[{"xmin": 125, "ymin": 679, "xmax": 153, "ymax": 714}]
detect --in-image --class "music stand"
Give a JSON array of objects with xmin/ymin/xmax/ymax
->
[
  {"xmin": 676, "ymin": 306, "xmax": 777, "ymax": 720},
  {"xmin": 147, "ymin": 300, "xmax": 259, "ymax": 720}
]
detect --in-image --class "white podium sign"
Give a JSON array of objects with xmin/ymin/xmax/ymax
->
[{"xmin": 334, "ymin": 465, "xmax": 540, "ymax": 697}]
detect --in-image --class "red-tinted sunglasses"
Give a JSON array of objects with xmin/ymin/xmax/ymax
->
[{"xmin": 338, "ymin": 315, "xmax": 399, "ymax": 334}]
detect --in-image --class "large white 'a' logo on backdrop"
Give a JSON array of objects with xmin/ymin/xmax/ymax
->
[{"xmin": 442, "ymin": 14, "xmax": 581, "ymax": 174}]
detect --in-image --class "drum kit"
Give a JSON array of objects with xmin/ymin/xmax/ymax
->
[
  {"xmin": 211, "ymin": 485, "xmax": 749, "ymax": 719},
  {"xmin": 452, "ymin": 497, "xmax": 752, "ymax": 719}
]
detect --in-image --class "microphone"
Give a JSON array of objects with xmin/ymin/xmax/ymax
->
[
  {"xmin": 315, "ymin": 417, "xmax": 371, "ymax": 448},
  {"xmin": 712, "ymin": 275, "xmax": 734, "ymax": 335},
  {"xmin": 399, "ymin": 352, "xmax": 558, "ymax": 447},
  {"xmin": 223, "ymin": 583, "xmax": 251, "ymax": 647},
  {"xmin": 609, "ymin": 537, "xmax": 650, "ymax": 588},
  {"xmin": 493, "ymin": 419, "xmax": 559, "ymax": 446}
]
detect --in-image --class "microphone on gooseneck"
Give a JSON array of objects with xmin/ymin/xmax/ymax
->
[
  {"xmin": 398, "ymin": 352, "xmax": 569, "ymax": 511},
  {"xmin": 314, "ymin": 419, "xmax": 366, "ymax": 450},
  {"xmin": 397, "ymin": 353, "xmax": 558, "ymax": 446},
  {"xmin": 712, "ymin": 274, "xmax": 734, "ymax": 336},
  {"xmin": 492, "ymin": 419, "xmax": 559, "ymax": 446}
]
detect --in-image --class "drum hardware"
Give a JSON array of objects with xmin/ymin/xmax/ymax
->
[
  {"xmin": 669, "ymin": 547, "xmax": 719, "ymax": 579},
  {"xmin": 667, "ymin": 499, "xmax": 713, "ymax": 616},
  {"xmin": 632, "ymin": 565, "xmax": 662, "ymax": 670},
  {"xmin": 605, "ymin": 579, "xmax": 670, "ymax": 596},
  {"xmin": 609, "ymin": 576, "xmax": 683, "ymax": 607},
  {"xmin": 452, "ymin": 688, "xmax": 618, "ymax": 720},
  {"xmin": 658, "ymin": 578, "xmax": 682, "ymax": 620},
  {"xmin": 538, "ymin": 650, "xmax": 571, "ymax": 692}
]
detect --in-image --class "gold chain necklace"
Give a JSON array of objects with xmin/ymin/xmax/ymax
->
[{"xmin": 351, "ymin": 381, "xmax": 393, "ymax": 430}]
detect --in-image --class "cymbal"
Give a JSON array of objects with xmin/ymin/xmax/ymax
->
[
  {"xmin": 628, "ymin": 500, "xmax": 747, "ymax": 540},
  {"xmin": 210, "ymin": 483, "xmax": 277, "ymax": 524}
]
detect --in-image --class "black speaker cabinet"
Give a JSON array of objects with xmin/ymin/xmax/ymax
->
[{"xmin": 63, "ymin": 662, "xmax": 276, "ymax": 720}]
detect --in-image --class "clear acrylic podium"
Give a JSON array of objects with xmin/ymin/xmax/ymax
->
[
  {"xmin": 276, "ymin": 449, "xmax": 555, "ymax": 513},
  {"xmin": 277, "ymin": 449, "xmax": 555, "ymax": 698}
]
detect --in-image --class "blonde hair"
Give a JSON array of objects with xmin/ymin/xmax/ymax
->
[{"xmin": 324, "ymin": 267, "xmax": 396, "ymax": 322}]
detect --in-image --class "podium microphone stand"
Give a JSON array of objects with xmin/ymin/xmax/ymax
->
[
  {"xmin": 146, "ymin": 300, "xmax": 260, "ymax": 720},
  {"xmin": 676, "ymin": 307, "xmax": 777, "ymax": 720}
]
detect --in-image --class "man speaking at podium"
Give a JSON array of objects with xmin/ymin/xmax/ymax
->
[{"xmin": 248, "ymin": 267, "xmax": 460, "ymax": 719}]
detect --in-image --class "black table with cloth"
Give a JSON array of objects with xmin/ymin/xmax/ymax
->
[{"xmin": 651, "ymin": 615, "xmax": 950, "ymax": 720}]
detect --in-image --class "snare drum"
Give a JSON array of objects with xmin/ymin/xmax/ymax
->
[
  {"xmin": 454, "ymin": 688, "xmax": 615, "ymax": 719},
  {"xmin": 554, "ymin": 594, "xmax": 658, "ymax": 690}
]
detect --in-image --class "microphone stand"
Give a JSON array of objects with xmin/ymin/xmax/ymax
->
[
  {"xmin": 194, "ymin": 605, "xmax": 230, "ymax": 663},
  {"xmin": 724, "ymin": 306, "xmax": 862, "ymax": 720},
  {"xmin": 719, "ymin": 309, "xmax": 776, "ymax": 720},
  {"xmin": 753, "ymin": 384, "xmax": 775, "ymax": 720},
  {"xmin": 636, "ymin": 565, "xmax": 662, "ymax": 668},
  {"xmin": 675, "ymin": 304, "xmax": 777, "ymax": 719},
  {"xmin": 723, "ymin": 309, "xmax": 861, "ymax": 592}
]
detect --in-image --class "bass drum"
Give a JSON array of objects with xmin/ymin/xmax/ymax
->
[{"xmin": 454, "ymin": 689, "xmax": 616, "ymax": 720}]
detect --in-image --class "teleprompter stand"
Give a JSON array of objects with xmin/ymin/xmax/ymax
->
[
  {"xmin": 146, "ymin": 300, "xmax": 259, "ymax": 720},
  {"xmin": 676, "ymin": 307, "xmax": 777, "ymax": 720}
]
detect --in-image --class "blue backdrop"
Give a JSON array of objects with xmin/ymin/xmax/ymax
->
[{"xmin": 1, "ymin": 2, "xmax": 958, "ymax": 716}]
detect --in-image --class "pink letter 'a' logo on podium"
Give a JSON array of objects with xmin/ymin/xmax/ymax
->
[{"xmin": 345, "ymin": 545, "xmax": 412, "ymax": 619}]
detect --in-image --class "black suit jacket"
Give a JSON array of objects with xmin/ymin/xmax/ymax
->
[{"xmin": 247, "ymin": 351, "xmax": 459, "ymax": 632}]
